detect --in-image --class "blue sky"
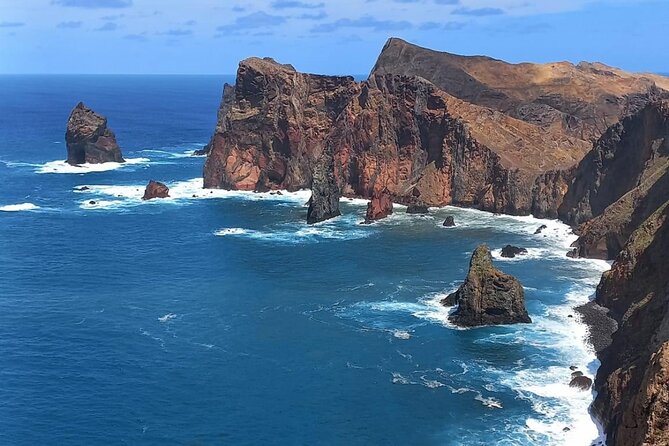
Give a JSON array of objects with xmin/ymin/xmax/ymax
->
[{"xmin": 1, "ymin": 0, "xmax": 668, "ymax": 74}]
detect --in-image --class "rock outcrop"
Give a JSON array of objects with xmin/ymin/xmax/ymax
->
[
  {"xmin": 142, "ymin": 180, "xmax": 170, "ymax": 200},
  {"xmin": 364, "ymin": 188, "xmax": 393, "ymax": 223},
  {"xmin": 443, "ymin": 216, "xmax": 455, "ymax": 227},
  {"xmin": 500, "ymin": 245, "xmax": 527, "ymax": 258},
  {"xmin": 306, "ymin": 149, "xmax": 340, "ymax": 224},
  {"xmin": 203, "ymin": 58, "xmax": 357, "ymax": 191},
  {"xmin": 65, "ymin": 102, "xmax": 124, "ymax": 165},
  {"xmin": 443, "ymin": 245, "xmax": 531, "ymax": 327},
  {"xmin": 559, "ymin": 101, "xmax": 669, "ymax": 259}
]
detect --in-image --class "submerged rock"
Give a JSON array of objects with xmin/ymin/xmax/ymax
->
[
  {"xmin": 443, "ymin": 216, "xmax": 455, "ymax": 227},
  {"xmin": 445, "ymin": 245, "xmax": 531, "ymax": 327},
  {"xmin": 406, "ymin": 203, "xmax": 429, "ymax": 214},
  {"xmin": 364, "ymin": 188, "xmax": 393, "ymax": 223},
  {"xmin": 306, "ymin": 150, "xmax": 340, "ymax": 224},
  {"xmin": 65, "ymin": 102, "xmax": 124, "ymax": 165},
  {"xmin": 142, "ymin": 180, "xmax": 170, "ymax": 200},
  {"xmin": 500, "ymin": 245, "xmax": 528, "ymax": 258}
]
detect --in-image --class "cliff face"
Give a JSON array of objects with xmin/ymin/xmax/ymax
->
[
  {"xmin": 204, "ymin": 47, "xmax": 603, "ymax": 217},
  {"xmin": 559, "ymin": 101, "xmax": 669, "ymax": 259},
  {"xmin": 202, "ymin": 57, "xmax": 357, "ymax": 191},
  {"xmin": 443, "ymin": 244, "xmax": 530, "ymax": 327},
  {"xmin": 591, "ymin": 201, "xmax": 669, "ymax": 446},
  {"xmin": 65, "ymin": 102, "xmax": 124, "ymax": 165},
  {"xmin": 372, "ymin": 38, "xmax": 669, "ymax": 143}
]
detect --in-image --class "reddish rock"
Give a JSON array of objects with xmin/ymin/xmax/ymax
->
[
  {"xmin": 364, "ymin": 188, "xmax": 393, "ymax": 223},
  {"xmin": 142, "ymin": 180, "xmax": 170, "ymax": 200},
  {"xmin": 65, "ymin": 102, "xmax": 124, "ymax": 165}
]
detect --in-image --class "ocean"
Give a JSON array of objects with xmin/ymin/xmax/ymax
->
[{"xmin": 0, "ymin": 75, "xmax": 610, "ymax": 445}]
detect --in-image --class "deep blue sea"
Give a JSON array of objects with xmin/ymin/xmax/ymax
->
[{"xmin": 0, "ymin": 75, "xmax": 610, "ymax": 446}]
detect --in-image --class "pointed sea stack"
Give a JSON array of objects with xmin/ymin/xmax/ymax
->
[
  {"xmin": 443, "ymin": 245, "xmax": 531, "ymax": 327},
  {"xmin": 364, "ymin": 188, "xmax": 393, "ymax": 223},
  {"xmin": 65, "ymin": 102, "xmax": 124, "ymax": 165},
  {"xmin": 306, "ymin": 150, "xmax": 341, "ymax": 224},
  {"xmin": 142, "ymin": 180, "xmax": 170, "ymax": 200}
]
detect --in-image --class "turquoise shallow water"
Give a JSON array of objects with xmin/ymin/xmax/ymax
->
[{"xmin": 0, "ymin": 75, "xmax": 609, "ymax": 445}]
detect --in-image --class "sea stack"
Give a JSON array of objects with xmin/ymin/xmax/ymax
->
[
  {"xmin": 65, "ymin": 102, "xmax": 124, "ymax": 165},
  {"xmin": 443, "ymin": 245, "xmax": 531, "ymax": 327},
  {"xmin": 142, "ymin": 180, "xmax": 170, "ymax": 200},
  {"xmin": 306, "ymin": 150, "xmax": 340, "ymax": 224},
  {"xmin": 364, "ymin": 188, "xmax": 393, "ymax": 223}
]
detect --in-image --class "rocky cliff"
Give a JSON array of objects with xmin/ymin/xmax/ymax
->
[
  {"xmin": 442, "ymin": 245, "xmax": 530, "ymax": 327},
  {"xmin": 590, "ymin": 201, "xmax": 669, "ymax": 446},
  {"xmin": 204, "ymin": 46, "xmax": 608, "ymax": 217},
  {"xmin": 65, "ymin": 102, "xmax": 125, "ymax": 165},
  {"xmin": 559, "ymin": 101, "xmax": 669, "ymax": 259}
]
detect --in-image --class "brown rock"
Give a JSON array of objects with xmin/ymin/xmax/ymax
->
[
  {"xmin": 364, "ymin": 188, "xmax": 393, "ymax": 223},
  {"xmin": 445, "ymin": 245, "xmax": 531, "ymax": 327},
  {"xmin": 142, "ymin": 180, "xmax": 170, "ymax": 200},
  {"xmin": 65, "ymin": 102, "xmax": 124, "ymax": 165}
]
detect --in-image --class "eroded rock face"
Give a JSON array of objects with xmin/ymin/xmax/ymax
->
[
  {"xmin": 65, "ymin": 102, "xmax": 124, "ymax": 165},
  {"xmin": 364, "ymin": 188, "xmax": 393, "ymax": 223},
  {"xmin": 142, "ymin": 180, "xmax": 170, "ymax": 200},
  {"xmin": 559, "ymin": 101, "xmax": 669, "ymax": 259},
  {"xmin": 203, "ymin": 47, "xmax": 598, "ymax": 218},
  {"xmin": 444, "ymin": 245, "xmax": 531, "ymax": 327},
  {"xmin": 203, "ymin": 58, "xmax": 358, "ymax": 191},
  {"xmin": 306, "ymin": 150, "xmax": 340, "ymax": 224},
  {"xmin": 590, "ymin": 202, "xmax": 669, "ymax": 446}
]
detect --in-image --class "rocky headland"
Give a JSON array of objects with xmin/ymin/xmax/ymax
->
[
  {"xmin": 201, "ymin": 38, "xmax": 669, "ymax": 445},
  {"xmin": 65, "ymin": 102, "xmax": 125, "ymax": 165}
]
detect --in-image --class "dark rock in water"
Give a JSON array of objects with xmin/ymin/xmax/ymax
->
[
  {"xmin": 445, "ymin": 244, "xmax": 531, "ymax": 327},
  {"xmin": 76, "ymin": 186, "xmax": 90, "ymax": 191},
  {"xmin": 563, "ymin": 427, "xmax": 571, "ymax": 432},
  {"xmin": 570, "ymin": 366, "xmax": 578, "ymax": 371},
  {"xmin": 276, "ymin": 191, "xmax": 283, "ymax": 195},
  {"xmin": 500, "ymin": 245, "xmax": 528, "ymax": 258},
  {"xmin": 572, "ymin": 371, "xmax": 584, "ymax": 378},
  {"xmin": 364, "ymin": 188, "xmax": 393, "ymax": 223},
  {"xmin": 306, "ymin": 150, "xmax": 340, "ymax": 224},
  {"xmin": 88, "ymin": 200, "xmax": 96, "ymax": 205},
  {"xmin": 569, "ymin": 375, "xmax": 593, "ymax": 391},
  {"xmin": 566, "ymin": 248, "xmax": 579, "ymax": 258},
  {"xmin": 192, "ymin": 147, "xmax": 209, "ymax": 156},
  {"xmin": 142, "ymin": 180, "xmax": 170, "ymax": 200},
  {"xmin": 406, "ymin": 203, "xmax": 429, "ymax": 214},
  {"xmin": 65, "ymin": 102, "xmax": 124, "ymax": 165},
  {"xmin": 443, "ymin": 216, "xmax": 455, "ymax": 227},
  {"xmin": 534, "ymin": 224, "xmax": 548, "ymax": 234}
]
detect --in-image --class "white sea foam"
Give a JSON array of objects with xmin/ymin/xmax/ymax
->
[
  {"xmin": 158, "ymin": 313, "xmax": 177, "ymax": 323},
  {"xmin": 393, "ymin": 330, "xmax": 412, "ymax": 340},
  {"xmin": 37, "ymin": 157, "xmax": 149, "ymax": 174},
  {"xmin": 75, "ymin": 178, "xmax": 313, "ymax": 210},
  {"xmin": 0, "ymin": 202, "xmax": 40, "ymax": 212}
]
